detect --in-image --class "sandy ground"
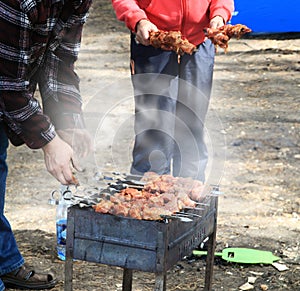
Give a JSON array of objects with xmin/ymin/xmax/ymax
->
[{"xmin": 4, "ymin": 2, "xmax": 300, "ymax": 290}]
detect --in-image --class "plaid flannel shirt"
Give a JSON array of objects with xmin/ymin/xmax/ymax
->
[{"xmin": 0, "ymin": 0, "xmax": 92, "ymax": 149}]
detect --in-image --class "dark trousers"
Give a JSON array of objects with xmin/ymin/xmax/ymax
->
[
  {"xmin": 130, "ymin": 35, "xmax": 215, "ymax": 182},
  {"xmin": 0, "ymin": 123, "xmax": 24, "ymax": 288}
]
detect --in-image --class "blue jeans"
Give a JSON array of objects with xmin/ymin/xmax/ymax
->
[
  {"xmin": 0, "ymin": 122, "xmax": 24, "ymax": 290},
  {"xmin": 130, "ymin": 36, "xmax": 215, "ymax": 182}
]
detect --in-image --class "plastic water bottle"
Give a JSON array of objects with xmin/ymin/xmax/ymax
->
[
  {"xmin": 48, "ymin": 185, "xmax": 73, "ymax": 261},
  {"xmin": 55, "ymin": 186, "xmax": 72, "ymax": 261},
  {"xmin": 56, "ymin": 199, "xmax": 67, "ymax": 260}
]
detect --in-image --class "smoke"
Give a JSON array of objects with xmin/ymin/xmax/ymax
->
[{"xmin": 80, "ymin": 73, "xmax": 226, "ymax": 185}]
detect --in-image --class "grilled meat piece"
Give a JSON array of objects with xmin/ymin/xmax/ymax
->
[
  {"xmin": 142, "ymin": 206, "xmax": 173, "ymax": 220},
  {"xmin": 111, "ymin": 202, "xmax": 130, "ymax": 217},
  {"xmin": 141, "ymin": 171, "xmax": 160, "ymax": 182},
  {"xmin": 128, "ymin": 205, "xmax": 143, "ymax": 220},
  {"xmin": 176, "ymin": 190, "xmax": 197, "ymax": 208},
  {"xmin": 93, "ymin": 199, "xmax": 114, "ymax": 214},
  {"xmin": 149, "ymin": 30, "xmax": 196, "ymax": 56}
]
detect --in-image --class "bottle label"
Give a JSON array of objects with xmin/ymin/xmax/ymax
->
[{"xmin": 56, "ymin": 218, "xmax": 67, "ymax": 246}]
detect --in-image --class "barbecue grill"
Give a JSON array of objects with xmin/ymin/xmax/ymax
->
[{"xmin": 64, "ymin": 174, "xmax": 220, "ymax": 291}]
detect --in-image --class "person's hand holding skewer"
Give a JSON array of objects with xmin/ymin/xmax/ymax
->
[
  {"xmin": 209, "ymin": 15, "xmax": 225, "ymax": 29},
  {"xmin": 135, "ymin": 19, "xmax": 158, "ymax": 46},
  {"xmin": 42, "ymin": 135, "xmax": 81, "ymax": 186}
]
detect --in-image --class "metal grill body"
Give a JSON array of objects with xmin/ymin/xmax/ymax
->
[{"xmin": 65, "ymin": 193, "xmax": 218, "ymax": 291}]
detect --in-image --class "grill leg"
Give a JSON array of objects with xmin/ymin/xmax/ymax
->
[
  {"xmin": 122, "ymin": 268, "xmax": 133, "ymax": 291},
  {"xmin": 154, "ymin": 273, "xmax": 166, "ymax": 291},
  {"xmin": 204, "ymin": 197, "xmax": 218, "ymax": 291},
  {"xmin": 65, "ymin": 256, "xmax": 73, "ymax": 291}
]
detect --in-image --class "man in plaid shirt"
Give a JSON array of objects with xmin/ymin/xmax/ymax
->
[{"xmin": 0, "ymin": 0, "xmax": 92, "ymax": 289}]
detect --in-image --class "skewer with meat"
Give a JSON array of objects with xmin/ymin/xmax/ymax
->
[{"xmin": 204, "ymin": 24, "xmax": 252, "ymax": 51}]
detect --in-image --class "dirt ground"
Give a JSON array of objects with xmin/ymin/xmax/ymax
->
[{"xmin": 4, "ymin": 1, "xmax": 300, "ymax": 291}]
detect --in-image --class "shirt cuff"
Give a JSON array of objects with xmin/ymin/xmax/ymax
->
[
  {"xmin": 51, "ymin": 112, "xmax": 86, "ymax": 130},
  {"xmin": 210, "ymin": 9, "xmax": 232, "ymax": 24},
  {"xmin": 127, "ymin": 10, "xmax": 148, "ymax": 32}
]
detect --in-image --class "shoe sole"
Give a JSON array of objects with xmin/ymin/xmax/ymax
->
[{"xmin": 2, "ymin": 278, "xmax": 57, "ymax": 290}]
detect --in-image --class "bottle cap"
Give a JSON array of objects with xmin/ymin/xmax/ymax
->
[{"xmin": 48, "ymin": 198, "xmax": 59, "ymax": 205}]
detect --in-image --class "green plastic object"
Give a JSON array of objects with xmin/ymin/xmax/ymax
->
[{"xmin": 193, "ymin": 247, "xmax": 281, "ymax": 264}]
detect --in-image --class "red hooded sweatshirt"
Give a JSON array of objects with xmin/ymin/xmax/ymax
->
[{"xmin": 111, "ymin": 0, "xmax": 235, "ymax": 45}]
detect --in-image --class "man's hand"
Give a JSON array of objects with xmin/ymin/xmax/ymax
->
[
  {"xmin": 56, "ymin": 128, "xmax": 93, "ymax": 159},
  {"xmin": 135, "ymin": 19, "xmax": 158, "ymax": 46},
  {"xmin": 42, "ymin": 135, "xmax": 81, "ymax": 185},
  {"xmin": 210, "ymin": 16, "xmax": 225, "ymax": 29}
]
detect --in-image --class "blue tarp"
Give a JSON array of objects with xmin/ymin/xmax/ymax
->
[{"xmin": 230, "ymin": 1, "xmax": 300, "ymax": 33}]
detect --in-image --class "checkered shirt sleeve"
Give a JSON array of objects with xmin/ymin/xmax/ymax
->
[{"xmin": 0, "ymin": 0, "xmax": 92, "ymax": 149}]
